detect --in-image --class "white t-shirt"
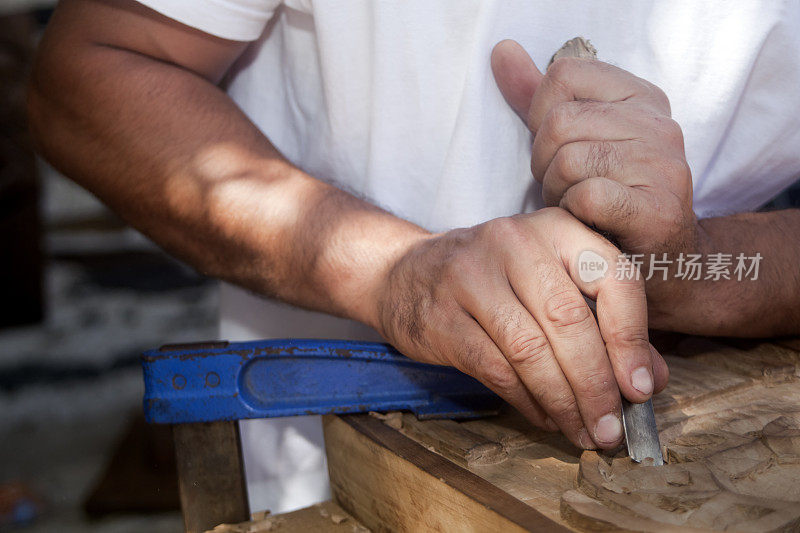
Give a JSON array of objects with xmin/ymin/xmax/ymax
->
[{"xmin": 138, "ymin": 0, "xmax": 800, "ymax": 514}]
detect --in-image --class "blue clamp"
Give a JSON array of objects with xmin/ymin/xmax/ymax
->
[{"xmin": 142, "ymin": 339, "xmax": 502, "ymax": 424}]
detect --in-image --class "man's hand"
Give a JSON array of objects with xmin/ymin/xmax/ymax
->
[
  {"xmin": 369, "ymin": 207, "xmax": 668, "ymax": 450},
  {"xmin": 491, "ymin": 40, "xmax": 698, "ymax": 257},
  {"xmin": 488, "ymin": 41, "xmax": 800, "ymax": 338}
]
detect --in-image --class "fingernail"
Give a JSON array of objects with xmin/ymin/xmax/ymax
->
[
  {"xmin": 577, "ymin": 427, "xmax": 595, "ymax": 449},
  {"xmin": 544, "ymin": 417, "xmax": 559, "ymax": 432},
  {"xmin": 594, "ymin": 414, "xmax": 623, "ymax": 445},
  {"xmin": 631, "ymin": 366, "xmax": 653, "ymax": 395}
]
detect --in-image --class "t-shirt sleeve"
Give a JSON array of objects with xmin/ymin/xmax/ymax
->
[{"xmin": 134, "ymin": 0, "xmax": 282, "ymax": 41}]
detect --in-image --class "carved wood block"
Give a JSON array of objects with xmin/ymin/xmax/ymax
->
[{"xmin": 325, "ymin": 338, "xmax": 800, "ymax": 532}]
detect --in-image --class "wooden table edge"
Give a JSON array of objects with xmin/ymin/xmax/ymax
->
[{"xmin": 336, "ymin": 413, "xmax": 571, "ymax": 532}]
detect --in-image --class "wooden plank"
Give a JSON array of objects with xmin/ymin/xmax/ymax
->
[
  {"xmin": 404, "ymin": 411, "xmax": 582, "ymax": 521},
  {"xmin": 207, "ymin": 500, "xmax": 367, "ymax": 532},
  {"xmin": 173, "ymin": 421, "xmax": 249, "ymax": 533},
  {"xmin": 323, "ymin": 414, "xmax": 570, "ymax": 532},
  {"xmin": 399, "ymin": 416, "xmax": 507, "ymax": 467}
]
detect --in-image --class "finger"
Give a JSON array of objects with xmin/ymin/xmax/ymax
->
[
  {"xmin": 529, "ymin": 57, "xmax": 669, "ymax": 133},
  {"xmin": 498, "ymin": 225, "xmax": 623, "ymax": 449},
  {"xmin": 596, "ymin": 266, "xmax": 656, "ymax": 405},
  {"xmin": 448, "ymin": 314, "xmax": 558, "ymax": 432},
  {"xmin": 458, "ymin": 281, "xmax": 594, "ymax": 448},
  {"xmin": 531, "ymin": 100, "xmax": 664, "ymax": 182},
  {"xmin": 558, "ymin": 177, "xmax": 652, "ymax": 242},
  {"xmin": 541, "ymin": 140, "xmax": 639, "ymax": 206},
  {"xmin": 548, "ymin": 215, "xmax": 656, "ymax": 406},
  {"xmin": 491, "ymin": 39, "xmax": 544, "ymax": 123},
  {"xmin": 511, "ymin": 261, "xmax": 624, "ymax": 449}
]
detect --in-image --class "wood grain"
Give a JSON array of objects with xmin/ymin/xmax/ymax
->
[
  {"xmin": 399, "ymin": 416, "xmax": 507, "ymax": 467},
  {"xmin": 324, "ymin": 414, "xmax": 570, "ymax": 532},
  {"xmin": 565, "ymin": 340, "xmax": 800, "ymax": 531},
  {"xmin": 325, "ymin": 337, "xmax": 800, "ymax": 532}
]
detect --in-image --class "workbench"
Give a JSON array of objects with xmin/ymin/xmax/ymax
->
[{"xmin": 214, "ymin": 335, "xmax": 800, "ymax": 532}]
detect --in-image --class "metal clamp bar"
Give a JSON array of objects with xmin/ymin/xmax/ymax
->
[{"xmin": 142, "ymin": 339, "xmax": 501, "ymax": 424}]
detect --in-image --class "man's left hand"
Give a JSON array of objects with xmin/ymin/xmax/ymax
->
[{"xmin": 491, "ymin": 40, "xmax": 699, "ymax": 257}]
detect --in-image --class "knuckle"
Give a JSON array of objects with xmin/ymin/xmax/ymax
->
[
  {"xmin": 543, "ymin": 291, "xmax": 593, "ymax": 333},
  {"xmin": 484, "ymin": 216, "xmax": 525, "ymax": 245},
  {"xmin": 487, "ymin": 304, "xmax": 553, "ymax": 368},
  {"xmin": 546, "ymin": 393, "xmax": 580, "ymax": 422},
  {"xmin": 607, "ymin": 323, "xmax": 650, "ymax": 350},
  {"xmin": 574, "ymin": 369, "xmax": 617, "ymax": 402},
  {"xmin": 445, "ymin": 227, "xmax": 477, "ymax": 250},
  {"xmin": 552, "ymin": 144, "xmax": 582, "ymax": 182},
  {"xmin": 650, "ymin": 85, "xmax": 671, "ymax": 113},
  {"xmin": 478, "ymin": 362, "xmax": 520, "ymax": 396},
  {"xmin": 537, "ymin": 205, "xmax": 572, "ymax": 225},
  {"xmin": 537, "ymin": 206, "xmax": 582, "ymax": 237},
  {"xmin": 657, "ymin": 116, "xmax": 685, "ymax": 144},
  {"xmin": 547, "ymin": 57, "xmax": 580, "ymax": 87},
  {"xmin": 542, "ymin": 102, "xmax": 575, "ymax": 145},
  {"xmin": 587, "ymin": 141, "xmax": 619, "ymax": 178},
  {"xmin": 506, "ymin": 331, "xmax": 551, "ymax": 366},
  {"xmin": 658, "ymin": 157, "xmax": 691, "ymax": 183}
]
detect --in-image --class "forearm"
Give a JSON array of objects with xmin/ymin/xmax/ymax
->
[
  {"xmin": 28, "ymin": 30, "xmax": 426, "ymax": 328},
  {"xmin": 648, "ymin": 209, "xmax": 800, "ymax": 336}
]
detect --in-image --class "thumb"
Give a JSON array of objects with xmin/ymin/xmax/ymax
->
[{"xmin": 491, "ymin": 40, "xmax": 544, "ymax": 125}]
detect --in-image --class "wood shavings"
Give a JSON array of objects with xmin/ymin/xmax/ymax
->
[
  {"xmin": 548, "ymin": 37, "xmax": 597, "ymax": 68},
  {"xmin": 368, "ymin": 411, "xmax": 403, "ymax": 429}
]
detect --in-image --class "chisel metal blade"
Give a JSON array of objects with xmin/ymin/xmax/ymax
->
[{"xmin": 621, "ymin": 398, "xmax": 664, "ymax": 465}]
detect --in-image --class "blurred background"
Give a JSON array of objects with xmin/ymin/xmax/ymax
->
[
  {"xmin": 1, "ymin": 3, "xmax": 215, "ymax": 531},
  {"xmin": 2, "ymin": 2, "xmax": 800, "ymax": 533}
]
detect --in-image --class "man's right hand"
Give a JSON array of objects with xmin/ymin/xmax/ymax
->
[{"xmin": 369, "ymin": 207, "xmax": 668, "ymax": 450}]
